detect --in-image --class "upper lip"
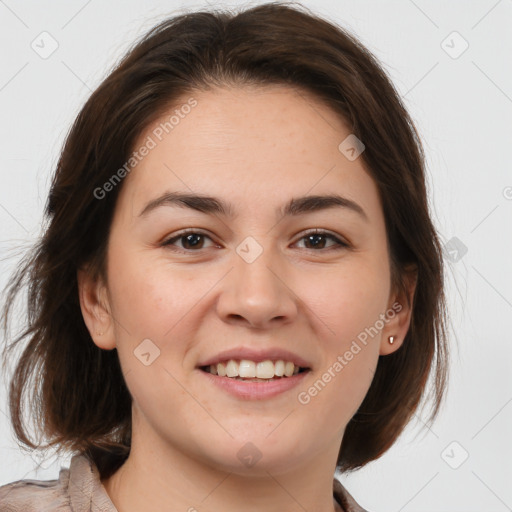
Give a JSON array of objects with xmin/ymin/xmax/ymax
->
[{"xmin": 197, "ymin": 346, "xmax": 312, "ymax": 369}]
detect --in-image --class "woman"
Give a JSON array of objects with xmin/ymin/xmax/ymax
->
[{"xmin": 0, "ymin": 2, "xmax": 449, "ymax": 511}]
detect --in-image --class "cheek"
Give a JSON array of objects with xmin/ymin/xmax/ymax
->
[
  {"xmin": 309, "ymin": 263, "xmax": 390, "ymax": 345},
  {"xmin": 106, "ymin": 246, "xmax": 198, "ymax": 336},
  {"xmin": 300, "ymin": 264, "xmax": 387, "ymax": 414},
  {"xmin": 294, "ymin": 343, "xmax": 377, "ymax": 448},
  {"xmin": 105, "ymin": 253, "xmax": 204, "ymax": 407}
]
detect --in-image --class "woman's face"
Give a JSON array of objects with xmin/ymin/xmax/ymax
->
[{"xmin": 81, "ymin": 85, "xmax": 413, "ymax": 475}]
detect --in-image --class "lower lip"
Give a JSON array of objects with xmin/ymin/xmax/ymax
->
[{"xmin": 198, "ymin": 368, "xmax": 310, "ymax": 400}]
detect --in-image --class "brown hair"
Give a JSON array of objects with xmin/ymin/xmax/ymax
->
[{"xmin": 1, "ymin": 1, "xmax": 449, "ymax": 479}]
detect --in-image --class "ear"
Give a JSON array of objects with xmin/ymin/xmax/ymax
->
[
  {"xmin": 380, "ymin": 264, "xmax": 418, "ymax": 356},
  {"xmin": 77, "ymin": 265, "xmax": 116, "ymax": 350}
]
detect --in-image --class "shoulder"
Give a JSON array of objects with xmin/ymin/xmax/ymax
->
[
  {"xmin": 0, "ymin": 453, "xmax": 116, "ymax": 512},
  {"xmin": 333, "ymin": 476, "xmax": 371, "ymax": 512},
  {"xmin": 0, "ymin": 463, "xmax": 72, "ymax": 512}
]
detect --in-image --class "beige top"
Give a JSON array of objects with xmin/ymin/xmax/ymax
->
[{"xmin": 0, "ymin": 454, "xmax": 369, "ymax": 512}]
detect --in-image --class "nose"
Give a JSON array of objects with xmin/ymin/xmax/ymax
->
[{"xmin": 215, "ymin": 242, "xmax": 299, "ymax": 330}]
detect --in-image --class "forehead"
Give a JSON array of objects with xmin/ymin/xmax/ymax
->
[{"xmin": 117, "ymin": 85, "xmax": 382, "ymax": 223}]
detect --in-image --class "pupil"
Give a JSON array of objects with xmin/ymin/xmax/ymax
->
[
  {"xmin": 184, "ymin": 234, "xmax": 202, "ymax": 248},
  {"xmin": 307, "ymin": 234, "xmax": 325, "ymax": 249}
]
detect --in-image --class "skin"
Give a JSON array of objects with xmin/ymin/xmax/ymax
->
[{"xmin": 78, "ymin": 84, "xmax": 416, "ymax": 512}]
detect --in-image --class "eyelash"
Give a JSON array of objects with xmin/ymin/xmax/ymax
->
[{"xmin": 161, "ymin": 228, "xmax": 349, "ymax": 253}]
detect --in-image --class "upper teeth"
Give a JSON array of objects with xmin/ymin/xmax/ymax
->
[{"xmin": 207, "ymin": 359, "xmax": 301, "ymax": 379}]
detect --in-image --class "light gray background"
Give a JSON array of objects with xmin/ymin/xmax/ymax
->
[{"xmin": 0, "ymin": 1, "xmax": 511, "ymax": 510}]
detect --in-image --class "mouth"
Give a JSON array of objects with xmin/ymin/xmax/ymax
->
[
  {"xmin": 199, "ymin": 359, "xmax": 311, "ymax": 382},
  {"xmin": 196, "ymin": 347, "xmax": 313, "ymax": 399},
  {"xmin": 198, "ymin": 359, "xmax": 311, "ymax": 400}
]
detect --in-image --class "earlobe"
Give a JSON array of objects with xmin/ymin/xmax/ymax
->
[
  {"xmin": 380, "ymin": 265, "xmax": 417, "ymax": 356},
  {"xmin": 77, "ymin": 267, "xmax": 116, "ymax": 350},
  {"xmin": 380, "ymin": 334, "xmax": 401, "ymax": 355}
]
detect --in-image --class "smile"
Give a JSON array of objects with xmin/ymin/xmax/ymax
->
[
  {"xmin": 200, "ymin": 359, "xmax": 308, "ymax": 380},
  {"xmin": 198, "ymin": 359, "xmax": 311, "ymax": 400}
]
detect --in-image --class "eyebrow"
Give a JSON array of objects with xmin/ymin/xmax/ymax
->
[{"xmin": 138, "ymin": 191, "xmax": 369, "ymax": 222}]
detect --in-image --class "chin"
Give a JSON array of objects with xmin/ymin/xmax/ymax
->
[{"xmin": 199, "ymin": 434, "xmax": 309, "ymax": 475}]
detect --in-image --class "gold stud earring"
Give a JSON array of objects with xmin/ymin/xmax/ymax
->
[
  {"xmin": 388, "ymin": 336, "xmax": 395, "ymax": 344},
  {"xmin": 97, "ymin": 331, "xmax": 104, "ymax": 336}
]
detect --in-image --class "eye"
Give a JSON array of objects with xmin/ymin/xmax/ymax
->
[
  {"xmin": 293, "ymin": 229, "xmax": 349, "ymax": 251},
  {"xmin": 161, "ymin": 228, "xmax": 349, "ymax": 253},
  {"xmin": 161, "ymin": 229, "xmax": 217, "ymax": 252}
]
